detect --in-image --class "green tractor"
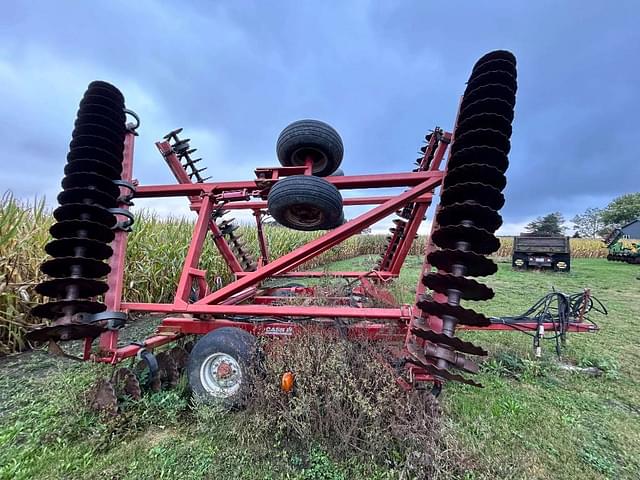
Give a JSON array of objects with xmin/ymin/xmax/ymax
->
[{"xmin": 604, "ymin": 229, "xmax": 640, "ymax": 264}]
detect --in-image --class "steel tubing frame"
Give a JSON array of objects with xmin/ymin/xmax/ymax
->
[
  {"xmin": 92, "ymin": 130, "xmax": 448, "ymax": 362},
  {"xmin": 92, "ymin": 128, "xmax": 596, "ymax": 368}
]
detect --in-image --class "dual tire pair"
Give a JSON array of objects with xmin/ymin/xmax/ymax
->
[{"xmin": 268, "ymin": 120, "xmax": 345, "ymax": 231}]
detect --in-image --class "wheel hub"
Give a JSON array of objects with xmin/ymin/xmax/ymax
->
[
  {"xmin": 200, "ymin": 352, "xmax": 242, "ymax": 397},
  {"xmin": 284, "ymin": 204, "xmax": 324, "ymax": 228}
]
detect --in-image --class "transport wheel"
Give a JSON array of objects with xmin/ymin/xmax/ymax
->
[
  {"xmin": 329, "ymin": 167, "xmax": 344, "ymax": 176},
  {"xmin": 276, "ymin": 119, "xmax": 344, "ymax": 177},
  {"xmin": 267, "ymin": 175, "xmax": 344, "ymax": 231},
  {"xmin": 187, "ymin": 327, "xmax": 259, "ymax": 409}
]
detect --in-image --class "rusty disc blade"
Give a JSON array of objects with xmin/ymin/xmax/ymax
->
[
  {"xmin": 156, "ymin": 352, "xmax": 180, "ymax": 389},
  {"xmin": 113, "ymin": 367, "xmax": 142, "ymax": 401},
  {"xmin": 88, "ymin": 378, "xmax": 118, "ymax": 415},
  {"xmin": 168, "ymin": 346, "xmax": 189, "ymax": 371},
  {"xmin": 427, "ymin": 249, "xmax": 497, "ymax": 277}
]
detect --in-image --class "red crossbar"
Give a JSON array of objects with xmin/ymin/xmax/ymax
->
[{"xmin": 192, "ymin": 176, "xmax": 442, "ymax": 305}]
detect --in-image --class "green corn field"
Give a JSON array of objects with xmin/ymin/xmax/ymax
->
[{"xmin": 0, "ymin": 193, "xmax": 608, "ymax": 355}]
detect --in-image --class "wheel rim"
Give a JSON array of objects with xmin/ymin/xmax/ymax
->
[
  {"xmin": 290, "ymin": 147, "xmax": 329, "ymax": 173},
  {"xmin": 283, "ymin": 204, "xmax": 325, "ymax": 228},
  {"xmin": 200, "ymin": 352, "xmax": 243, "ymax": 398}
]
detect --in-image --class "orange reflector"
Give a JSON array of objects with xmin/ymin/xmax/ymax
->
[{"xmin": 281, "ymin": 371, "xmax": 295, "ymax": 393}]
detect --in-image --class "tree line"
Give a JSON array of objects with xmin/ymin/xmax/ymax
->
[{"xmin": 524, "ymin": 192, "xmax": 640, "ymax": 237}]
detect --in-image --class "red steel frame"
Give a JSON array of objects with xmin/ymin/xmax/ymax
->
[{"xmin": 90, "ymin": 128, "xmax": 596, "ymax": 379}]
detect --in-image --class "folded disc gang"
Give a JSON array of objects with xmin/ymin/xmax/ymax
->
[{"xmin": 27, "ymin": 80, "xmax": 127, "ymax": 343}]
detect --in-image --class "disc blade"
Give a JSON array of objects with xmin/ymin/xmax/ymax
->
[
  {"xmin": 31, "ymin": 299, "xmax": 106, "ymax": 319},
  {"xmin": 416, "ymin": 299, "xmax": 491, "ymax": 327},
  {"xmin": 25, "ymin": 321, "xmax": 106, "ymax": 342},
  {"xmin": 422, "ymin": 272, "xmax": 494, "ymax": 300},
  {"xmin": 427, "ymin": 249, "xmax": 497, "ymax": 277},
  {"xmin": 461, "ymin": 84, "xmax": 515, "ymax": 111},
  {"xmin": 458, "ymin": 98, "xmax": 515, "ymax": 124},
  {"xmin": 35, "ymin": 277, "xmax": 108, "ymax": 298},
  {"xmin": 57, "ymin": 187, "xmax": 117, "ymax": 209},
  {"xmin": 54, "ymin": 203, "xmax": 117, "ymax": 228},
  {"xmin": 45, "ymin": 238, "xmax": 113, "ymax": 260},
  {"xmin": 40, "ymin": 257, "xmax": 111, "ymax": 279},
  {"xmin": 448, "ymin": 145, "xmax": 509, "ymax": 173},
  {"xmin": 61, "ymin": 172, "xmax": 120, "ymax": 199},
  {"xmin": 411, "ymin": 327, "xmax": 488, "ymax": 355},
  {"xmin": 441, "ymin": 182, "xmax": 505, "ymax": 211},
  {"xmin": 436, "ymin": 201, "xmax": 503, "ymax": 232},
  {"xmin": 455, "ymin": 113, "xmax": 513, "ymax": 139},
  {"xmin": 465, "ymin": 70, "xmax": 517, "ymax": 94},
  {"xmin": 50, "ymin": 219, "xmax": 115, "ymax": 243},
  {"xmin": 432, "ymin": 224, "xmax": 499, "ymax": 254},
  {"xmin": 451, "ymin": 128, "xmax": 511, "ymax": 156}
]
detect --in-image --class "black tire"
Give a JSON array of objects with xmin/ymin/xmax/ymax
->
[
  {"xmin": 329, "ymin": 168, "xmax": 345, "ymax": 176},
  {"xmin": 276, "ymin": 119, "xmax": 343, "ymax": 177},
  {"xmin": 553, "ymin": 255, "xmax": 571, "ymax": 272},
  {"xmin": 267, "ymin": 175, "xmax": 344, "ymax": 231},
  {"xmin": 187, "ymin": 327, "xmax": 259, "ymax": 409},
  {"xmin": 512, "ymin": 253, "xmax": 527, "ymax": 270}
]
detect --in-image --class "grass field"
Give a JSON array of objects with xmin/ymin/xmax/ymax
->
[{"xmin": 1, "ymin": 258, "xmax": 639, "ymax": 479}]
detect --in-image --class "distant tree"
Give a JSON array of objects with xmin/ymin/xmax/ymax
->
[
  {"xmin": 572, "ymin": 231, "xmax": 581, "ymax": 238},
  {"xmin": 525, "ymin": 212, "xmax": 566, "ymax": 235},
  {"xmin": 571, "ymin": 207, "xmax": 605, "ymax": 238},
  {"xmin": 600, "ymin": 193, "xmax": 640, "ymax": 228}
]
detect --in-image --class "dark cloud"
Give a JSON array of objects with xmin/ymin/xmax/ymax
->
[{"xmin": 1, "ymin": 0, "xmax": 638, "ymax": 232}]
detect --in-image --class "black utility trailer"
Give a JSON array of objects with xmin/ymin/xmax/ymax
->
[{"xmin": 512, "ymin": 234, "xmax": 571, "ymax": 272}]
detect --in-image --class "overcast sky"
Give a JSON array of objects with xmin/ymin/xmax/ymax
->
[{"xmin": 2, "ymin": 1, "xmax": 638, "ymax": 234}]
